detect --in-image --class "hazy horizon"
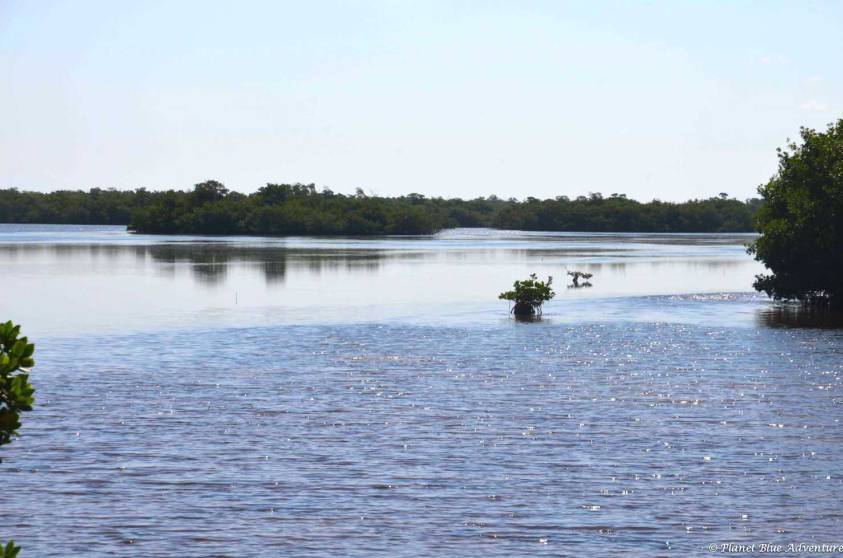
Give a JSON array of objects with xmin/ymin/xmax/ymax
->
[{"xmin": 2, "ymin": 1, "xmax": 841, "ymax": 201}]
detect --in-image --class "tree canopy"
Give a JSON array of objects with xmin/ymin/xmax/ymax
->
[{"xmin": 751, "ymin": 120, "xmax": 843, "ymax": 307}]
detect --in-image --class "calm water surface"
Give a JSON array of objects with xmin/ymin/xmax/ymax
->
[{"xmin": 1, "ymin": 225, "xmax": 842, "ymax": 556}]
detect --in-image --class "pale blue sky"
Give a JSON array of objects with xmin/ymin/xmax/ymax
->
[{"xmin": 1, "ymin": 1, "xmax": 841, "ymax": 200}]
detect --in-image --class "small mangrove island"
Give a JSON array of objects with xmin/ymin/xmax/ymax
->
[{"xmin": 499, "ymin": 274, "xmax": 555, "ymax": 316}]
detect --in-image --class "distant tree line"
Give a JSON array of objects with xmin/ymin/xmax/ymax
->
[
  {"xmin": 0, "ymin": 187, "xmax": 150, "ymax": 225},
  {"xmin": 0, "ymin": 182, "xmax": 762, "ymax": 235},
  {"xmin": 494, "ymin": 192, "xmax": 761, "ymax": 233}
]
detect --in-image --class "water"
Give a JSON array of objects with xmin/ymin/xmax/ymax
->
[
  {"xmin": 2, "ymin": 225, "xmax": 842, "ymax": 556},
  {"xmin": 0, "ymin": 225, "xmax": 763, "ymax": 336}
]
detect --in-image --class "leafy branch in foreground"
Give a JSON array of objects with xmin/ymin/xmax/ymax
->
[
  {"xmin": 1, "ymin": 541, "xmax": 20, "ymax": 558},
  {"xmin": 499, "ymin": 274, "xmax": 555, "ymax": 316},
  {"xmin": 0, "ymin": 321, "xmax": 35, "ymax": 448},
  {"xmin": 1, "ymin": 320, "xmax": 36, "ymax": 557}
]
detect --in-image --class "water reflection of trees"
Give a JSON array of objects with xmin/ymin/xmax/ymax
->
[
  {"xmin": 141, "ymin": 244, "xmax": 421, "ymax": 286},
  {"xmin": 0, "ymin": 243, "xmax": 424, "ymax": 287},
  {"xmin": 757, "ymin": 304, "xmax": 843, "ymax": 329},
  {"xmin": 504, "ymin": 250, "xmax": 751, "ymax": 279}
]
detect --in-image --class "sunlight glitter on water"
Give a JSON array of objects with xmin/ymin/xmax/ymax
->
[{"xmin": 2, "ymin": 321, "xmax": 841, "ymax": 556}]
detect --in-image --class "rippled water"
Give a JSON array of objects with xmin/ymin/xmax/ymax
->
[{"xmin": 2, "ymin": 225, "xmax": 842, "ymax": 556}]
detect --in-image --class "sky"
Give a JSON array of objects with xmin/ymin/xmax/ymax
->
[{"xmin": 1, "ymin": 1, "xmax": 841, "ymax": 201}]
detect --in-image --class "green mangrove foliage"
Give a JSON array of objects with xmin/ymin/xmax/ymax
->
[
  {"xmin": 493, "ymin": 193, "xmax": 761, "ymax": 233},
  {"xmin": 1, "ymin": 321, "xmax": 35, "ymax": 558},
  {"xmin": 751, "ymin": 119, "xmax": 843, "ymax": 307},
  {"xmin": 1, "ymin": 541, "xmax": 20, "ymax": 558},
  {"xmin": 0, "ymin": 321, "xmax": 35, "ymax": 449},
  {"xmin": 0, "ymin": 187, "xmax": 150, "ymax": 225},
  {"xmin": 129, "ymin": 181, "xmax": 446, "ymax": 235},
  {"xmin": 0, "ymin": 182, "xmax": 761, "ymax": 235},
  {"xmin": 499, "ymin": 274, "xmax": 555, "ymax": 315}
]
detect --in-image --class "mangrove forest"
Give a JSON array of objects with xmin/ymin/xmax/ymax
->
[{"xmin": 0, "ymin": 182, "xmax": 762, "ymax": 235}]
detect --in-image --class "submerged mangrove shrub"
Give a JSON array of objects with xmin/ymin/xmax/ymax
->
[
  {"xmin": 1, "ymin": 320, "xmax": 35, "ymax": 558},
  {"xmin": 567, "ymin": 270, "xmax": 593, "ymax": 287},
  {"xmin": 499, "ymin": 274, "xmax": 555, "ymax": 315}
]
